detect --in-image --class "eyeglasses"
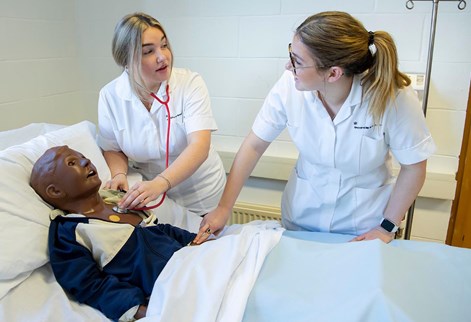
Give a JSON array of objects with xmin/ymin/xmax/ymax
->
[{"xmin": 288, "ymin": 43, "xmax": 317, "ymax": 75}]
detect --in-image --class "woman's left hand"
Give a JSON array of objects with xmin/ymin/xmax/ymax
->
[
  {"xmin": 350, "ymin": 226, "xmax": 395, "ymax": 243},
  {"xmin": 118, "ymin": 180, "xmax": 167, "ymax": 210},
  {"xmin": 192, "ymin": 206, "xmax": 231, "ymax": 244}
]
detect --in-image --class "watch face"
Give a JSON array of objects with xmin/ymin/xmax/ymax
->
[{"xmin": 381, "ymin": 219, "xmax": 396, "ymax": 232}]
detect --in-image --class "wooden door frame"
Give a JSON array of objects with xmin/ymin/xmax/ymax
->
[{"xmin": 446, "ymin": 80, "xmax": 471, "ymax": 247}]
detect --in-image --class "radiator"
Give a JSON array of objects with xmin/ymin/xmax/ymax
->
[
  {"xmin": 229, "ymin": 202, "xmax": 281, "ymax": 224},
  {"xmin": 229, "ymin": 202, "xmax": 408, "ymax": 239}
]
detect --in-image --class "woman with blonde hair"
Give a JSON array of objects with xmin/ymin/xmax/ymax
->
[
  {"xmin": 98, "ymin": 13, "xmax": 226, "ymax": 216},
  {"xmin": 195, "ymin": 11, "xmax": 435, "ymax": 243}
]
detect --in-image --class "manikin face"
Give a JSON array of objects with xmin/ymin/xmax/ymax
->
[
  {"xmin": 286, "ymin": 36, "xmax": 326, "ymax": 92},
  {"xmin": 46, "ymin": 146, "xmax": 101, "ymax": 200},
  {"xmin": 140, "ymin": 26, "xmax": 173, "ymax": 93}
]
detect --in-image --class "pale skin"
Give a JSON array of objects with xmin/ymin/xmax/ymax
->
[
  {"xmin": 351, "ymin": 160, "xmax": 426, "ymax": 243},
  {"xmin": 104, "ymin": 26, "xmax": 212, "ymax": 210},
  {"xmin": 193, "ymin": 35, "xmax": 427, "ymax": 244}
]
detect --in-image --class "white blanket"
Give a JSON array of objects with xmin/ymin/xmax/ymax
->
[
  {"xmin": 142, "ymin": 220, "xmax": 284, "ymax": 322},
  {"xmin": 243, "ymin": 234, "xmax": 471, "ymax": 322}
]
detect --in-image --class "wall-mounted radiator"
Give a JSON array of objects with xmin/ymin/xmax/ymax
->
[{"xmin": 229, "ymin": 202, "xmax": 281, "ymax": 224}]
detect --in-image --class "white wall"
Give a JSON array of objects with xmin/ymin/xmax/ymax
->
[
  {"xmin": 0, "ymin": 0, "xmax": 87, "ymax": 128},
  {"xmin": 1, "ymin": 0, "xmax": 470, "ymax": 242}
]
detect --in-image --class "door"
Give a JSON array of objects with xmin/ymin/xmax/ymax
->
[{"xmin": 446, "ymin": 81, "xmax": 471, "ymax": 248}]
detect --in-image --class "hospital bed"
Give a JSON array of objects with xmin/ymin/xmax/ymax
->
[{"xmin": 1, "ymin": 121, "xmax": 470, "ymax": 322}]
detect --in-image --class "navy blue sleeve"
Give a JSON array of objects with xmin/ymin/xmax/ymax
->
[
  {"xmin": 157, "ymin": 223, "xmax": 197, "ymax": 246},
  {"xmin": 48, "ymin": 219, "xmax": 146, "ymax": 320}
]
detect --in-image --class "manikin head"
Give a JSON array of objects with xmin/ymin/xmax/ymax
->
[{"xmin": 30, "ymin": 146, "xmax": 101, "ymax": 211}]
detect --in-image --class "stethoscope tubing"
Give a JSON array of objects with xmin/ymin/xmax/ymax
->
[{"xmin": 133, "ymin": 84, "xmax": 171, "ymax": 211}]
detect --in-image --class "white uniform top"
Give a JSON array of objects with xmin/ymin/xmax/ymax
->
[
  {"xmin": 97, "ymin": 68, "xmax": 226, "ymax": 215},
  {"xmin": 253, "ymin": 71, "xmax": 436, "ymax": 235}
]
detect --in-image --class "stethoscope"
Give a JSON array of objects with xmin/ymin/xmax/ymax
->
[{"xmin": 113, "ymin": 84, "xmax": 171, "ymax": 214}]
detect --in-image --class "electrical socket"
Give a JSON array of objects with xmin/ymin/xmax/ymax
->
[{"xmin": 406, "ymin": 73, "xmax": 425, "ymax": 91}]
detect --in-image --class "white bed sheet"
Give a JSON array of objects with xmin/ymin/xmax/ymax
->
[
  {"xmin": 243, "ymin": 231, "xmax": 471, "ymax": 322},
  {"xmin": 0, "ymin": 264, "xmax": 109, "ymax": 322}
]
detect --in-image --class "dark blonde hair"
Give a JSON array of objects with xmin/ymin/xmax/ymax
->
[
  {"xmin": 112, "ymin": 12, "xmax": 173, "ymax": 100},
  {"xmin": 295, "ymin": 11, "xmax": 411, "ymax": 122}
]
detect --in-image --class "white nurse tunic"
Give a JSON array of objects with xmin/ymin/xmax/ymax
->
[
  {"xmin": 97, "ymin": 68, "xmax": 226, "ymax": 215},
  {"xmin": 252, "ymin": 71, "xmax": 436, "ymax": 235}
]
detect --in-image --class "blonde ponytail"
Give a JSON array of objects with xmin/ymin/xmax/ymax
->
[{"xmin": 361, "ymin": 31, "xmax": 411, "ymax": 122}]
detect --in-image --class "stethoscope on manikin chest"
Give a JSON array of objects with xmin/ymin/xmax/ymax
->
[{"xmin": 113, "ymin": 84, "xmax": 171, "ymax": 214}]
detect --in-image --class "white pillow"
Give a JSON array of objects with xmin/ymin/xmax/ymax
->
[
  {"xmin": 0, "ymin": 121, "xmax": 110, "ymax": 299},
  {"xmin": 0, "ymin": 123, "xmax": 66, "ymax": 150}
]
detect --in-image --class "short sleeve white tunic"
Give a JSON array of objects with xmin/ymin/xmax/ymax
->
[
  {"xmin": 252, "ymin": 71, "xmax": 436, "ymax": 235},
  {"xmin": 97, "ymin": 68, "xmax": 226, "ymax": 215}
]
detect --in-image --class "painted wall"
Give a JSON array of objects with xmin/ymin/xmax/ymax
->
[
  {"xmin": 0, "ymin": 0, "xmax": 85, "ymax": 127},
  {"xmin": 1, "ymin": 0, "xmax": 470, "ymax": 242}
]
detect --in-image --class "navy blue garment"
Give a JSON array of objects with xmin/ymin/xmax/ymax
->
[{"xmin": 48, "ymin": 215, "xmax": 196, "ymax": 321}]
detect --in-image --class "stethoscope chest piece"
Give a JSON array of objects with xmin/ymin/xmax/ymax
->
[{"xmin": 112, "ymin": 205, "xmax": 129, "ymax": 214}]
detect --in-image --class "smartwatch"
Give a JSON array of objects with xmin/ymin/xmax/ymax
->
[{"xmin": 380, "ymin": 218, "xmax": 399, "ymax": 233}]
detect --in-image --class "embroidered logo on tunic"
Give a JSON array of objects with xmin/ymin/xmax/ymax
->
[
  {"xmin": 353, "ymin": 121, "xmax": 381, "ymax": 129},
  {"xmin": 169, "ymin": 112, "xmax": 182, "ymax": 120}
]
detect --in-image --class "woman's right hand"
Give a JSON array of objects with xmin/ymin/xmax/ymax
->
[
  {"xmin": 105, "ymin": 173, "xmax": 129, "ymax": 191},
  {"xmin": 102, "ymin": 151, "xmax": 130, "ymax": 191},
  {"xmin": 192, "ymin": 206, "xmax": 232, "ymax": 244}
]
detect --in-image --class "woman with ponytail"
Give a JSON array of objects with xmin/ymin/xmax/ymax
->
[{"xmin": 195, "ymin": 11, "xmax": 435, "ymax": 244}]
